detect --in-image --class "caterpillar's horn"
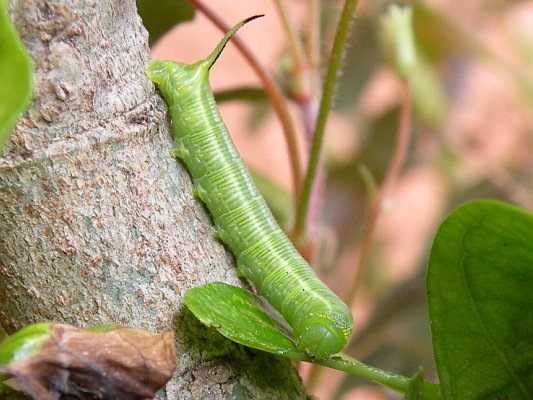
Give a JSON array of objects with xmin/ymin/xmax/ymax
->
[{"xmin": 206, "ymin": 15, "xmax": 264, "ymax": 70}]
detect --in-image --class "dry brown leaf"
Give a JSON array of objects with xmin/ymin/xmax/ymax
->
[{"xmin": 4, "ymin": 325, "xmax": 176, "ymax": 400}]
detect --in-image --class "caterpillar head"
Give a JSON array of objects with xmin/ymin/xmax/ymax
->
[
  {"xmin": 146, "ymin": 15, "xmax": 263, "ymax": 133},
  {"xmin": 145, "ymin": 60, "xmax": 208, "ymax": 99},
  {"xmin": 296, "ymin": 313, "xmax": 352, "ymax": 359}
]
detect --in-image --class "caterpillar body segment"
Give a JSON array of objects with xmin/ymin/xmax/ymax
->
[{"xmin": 145, "ymin": 18, "xmax": 353, "ymax": 359}]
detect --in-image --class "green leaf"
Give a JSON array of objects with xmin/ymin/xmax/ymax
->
[
  {"xmin": 428, "ymin": 200, "xmax": 533, "ymax": 400},
  {"xmin": 184, "ymin": 282, "xmax": 307, "ymax": 360},
  {"xmin": 0, "ymin": 0, "xmax": 32, "ymax": 153},
  {"xmin": 136, "ymin": 0, "xmax": 195, "ymax": 46},
  {"xmin": 185, "ymin": 285, "xmax": 446, "ymax": 396}
]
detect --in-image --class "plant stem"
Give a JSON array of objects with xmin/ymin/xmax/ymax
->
[
  {"xmin": 272, "ymin": 0, "xmax": 315, "ymax": 151},
  {"xmin": 273, "ymin": 0, "xmax": 306, "ymax": 71},
  {"xmin": 272, "ymin": 0, "xmax": 327, "ymax": 262},
  {"xmin": 345, "ymin": 78, "xmax": 412, "ymax": 306},
  {"xmin": 315, "ymin": 353, "xmax": 442, "ymax": 399},
  {"xmin": 307, "ymin": 0, "xmax": 321, "ymax": 98},
  {"xmin": 301, "ymin": 0, "xmax": 357, "ymax": 385},
  {"xmin": 322, "ymin": 353, "xmax": 410, "ymax": 392},
  {"xmin": 297, "ymin": 0, "xmax": 325, "ymax": 263},
  {"xmin": 188, "ymin": 0, "xmax": 302, "ymax": 199},
  {"xmin": 293, "ymin": 0, "xmax": 359, "ymax": 244}
]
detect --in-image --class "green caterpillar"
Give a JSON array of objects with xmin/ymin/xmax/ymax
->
[{"xmin": 145, "ymin": 16, "xmax": 353, "ymax": 359}]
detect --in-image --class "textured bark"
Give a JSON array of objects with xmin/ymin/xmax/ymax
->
[{"xmin": 0, "ymin": 1, "xmax": 308, "ymax": 399}]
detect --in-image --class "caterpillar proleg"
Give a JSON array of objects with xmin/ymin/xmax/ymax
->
[{"xmin": 145, "ymin": 16, "xmax": 353, "ymax": 359}]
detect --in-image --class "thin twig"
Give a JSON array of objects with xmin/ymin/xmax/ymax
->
[
  {"xmin": 293, "ymin": 0, "xmax": 359, "ymax": 245},
  {"xmin": 297, "ymin": 0, "xmax": 323, "ymax": 262},
  {"xmin": 301, "ymin": 0, "xmax": 359, "ymax": 390},
  {"xmin": 272, "ymin": 0, "xmax": 316, "ymax": 145},
  {"xmin": 307, "ymin": 0, "xmax": 322, "ymax": 98},
  {"xmin": 272, "ymin": 0, "xmax": 325, "ymax": 262},
  {"xmin": 188, "ymin": 0, "xmax": 302, "ymax": 198},
  {"xmin": 273, "ymin": 0, "xmax": 306, "ymax": 71},
  {"xmin": 345, "ymin": 79, "xmax": 412, "ymax": 306}
]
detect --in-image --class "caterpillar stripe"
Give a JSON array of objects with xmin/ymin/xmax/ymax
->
[{"xmin": 145, "ymin": 16, "xmax": 353, "ymax": 359}]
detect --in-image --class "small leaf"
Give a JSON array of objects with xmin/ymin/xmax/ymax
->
[
  {"xmin": 184, "ymin": 282, "xmax": 307, "ymax": 360},
  {"xmin": 2, "ymin": 324, "xmax": 176, "ymax": 400},
  {"xmin": 0, "ymin": 0, "xmax": 33, "ymax": 153},
  {"xmin": 428, "ymin": 200, "xmax": 533, "ymax": 400},
  {"xmin": 136, "ymin": 0, "xmax": 195, "ymax": 46}
]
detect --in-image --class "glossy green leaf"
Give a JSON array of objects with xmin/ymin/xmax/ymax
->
[
  {"xmin": 184, "ymin": 282, "xmax": 306, "ymax": 360},
  {"xmin": 428, "ymin": 200, "xmax": 533, "ymax": 400},
  {"xmin": 185, "ymin": 284, "xmax": 447, "ymax": 396},
  {"xmin": 0, "ymin": 0, "xmax": 32, "ymax": 153},
  {"xmin": 136, "ymin": 0, "xmax": 195, "ymax": 46}
]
